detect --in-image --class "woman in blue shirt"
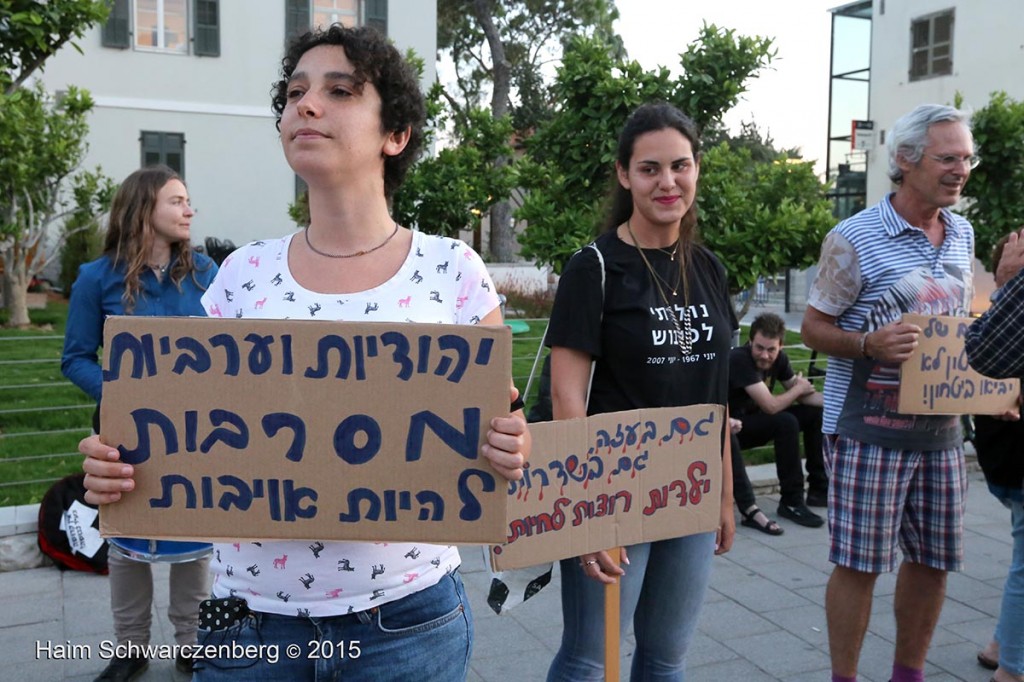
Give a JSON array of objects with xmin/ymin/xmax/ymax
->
[{"xmin": 62, "ymin": 164, "xmax": 216, "ymax": 681}]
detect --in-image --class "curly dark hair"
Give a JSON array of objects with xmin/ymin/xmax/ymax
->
[
  {"xmin": 749, "ymin": 312, "xmax": 786, "ymax": 342},
  {"xmin": 272, "ymin": 24, "xmax": 426, "ymax": 199}
]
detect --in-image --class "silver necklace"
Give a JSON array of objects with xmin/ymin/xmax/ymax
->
[
  {"xmin": 626, "ymin": 220, "xmax": 693, "ymax": 356},
  {"xmin": 305, "ymin": 222, "xmax": 399, "ymax": 259}
]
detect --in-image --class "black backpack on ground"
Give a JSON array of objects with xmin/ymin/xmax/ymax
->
[{"xmin": 37, "ymin": 473, "xmax": 109, "ymax": 574}]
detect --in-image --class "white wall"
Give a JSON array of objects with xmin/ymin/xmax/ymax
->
[
  {"xmin": 37, "ymin": 0, "xmax": 437, "ymax": 249},
  {"xmin": 865, "ymin": 0, "xmax": 1024, "ymax": 203}
]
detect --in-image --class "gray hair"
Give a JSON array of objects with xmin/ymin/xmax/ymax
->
[{"xmin": 887, "ymin": 104, "xmax": 972, "ymax": 183}]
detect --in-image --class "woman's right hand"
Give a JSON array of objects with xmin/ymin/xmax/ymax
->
[
  {"xmin": 578, "ymin": 547, "xmax": 628, "ymax": 584},
  {"xmin": 80, "ymin": 435, "xmax": 135, "ymax": 505}
]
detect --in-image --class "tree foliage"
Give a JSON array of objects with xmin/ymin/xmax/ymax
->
[
  {"xmin": 392, "ymin": 84, "xmax": 517, "ymax": 245},
  {"xmin": 1, "ymin": 0, "xmax": 109, "ymax": 93},
  {"xmin": 961, "ymin": 91, "xmax": 1024, "ymax": 268},
  {"xmin": 59, "ymin": 169, "xmax": 117, "ymax": 295},
  {"xmin": 436, "ymin": 0, "xmax": 621, "ymax": 261},
  {"xmin": 698, "ymin": 143, "xmax": 833, "ymax": 296},
  {"xmin": 516, "ymin": 25, "xmax": 779, "ymax": 272},
  {"xmin": 0, "ymin": 0, "xmax": 110, "ymax": 326},
  {"xmin": 438, "ymin": 0, "xmax": 620, "ymax": 129}
]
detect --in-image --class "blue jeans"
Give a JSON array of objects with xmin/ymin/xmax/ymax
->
[
  {"xmin": 547, "ymin": 532, "xmax": 716, "ymax": 682},
  {"xmin": 193, "ymin": 571, "xmax": 472, "ymax": 681},
  {"xmin": 990, "ymin": 483, "xmax": 1024, "ymax": 676}
]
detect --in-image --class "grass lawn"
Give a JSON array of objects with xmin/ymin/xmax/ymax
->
[
  {"xmin": 0, "ymin": 298, "xmax": 94, "ymax": 506},
  {"xmin": 0, "ymin": 305, "xmax": 822, "ymax": 506}
]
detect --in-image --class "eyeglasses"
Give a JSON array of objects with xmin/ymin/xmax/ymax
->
[{"xmin": 928, "ymin": 154, "xmax": 981, "ymax": 170}]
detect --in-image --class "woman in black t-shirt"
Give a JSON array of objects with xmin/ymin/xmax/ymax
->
[{"xmin": 545, "ymin": 103, "xmax": 736, "ymax": 681}]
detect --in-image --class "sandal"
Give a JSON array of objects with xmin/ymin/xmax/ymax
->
[
  {"xmin": 977, "ymin": 651, "xmax": 998, "ymax": 670},
  {"xmin": 740, "ymin": 506, "xmax": 784, "ymax": 536}
]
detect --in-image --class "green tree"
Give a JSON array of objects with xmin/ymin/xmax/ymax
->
[
  {"xmin": 699, "ymin": 142, "xmax": 833, "ymax": 317},
  {"xmin": 1, "ymin": 0, "xmax": 109, "ymax": 326},
  {"xmin": 59, "ymin": 170, "xmax": 118, "ymax": 295},
  {"xmin": 392, "ymin": 95, "xmax": 516, "ymax": 250},
  {"xmin": 0, "ymin": 0, "xmax": 109, "ymax": 94},
  {"xmin": 961, "ymin": 91, "xmax": 1024, "ymax": 268},
  {"xmin": 437, "ymin": 0, "xmax": 621, "ymax": 261},
  {"xmin": 517, "ymin": 25, "xmax": 779, "ymax": 272}
]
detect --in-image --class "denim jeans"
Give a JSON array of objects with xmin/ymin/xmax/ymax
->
[
  {"xmin": 989, "ymin": 483, "xmax": 1024, "ymax": 676},
  {"xmin": 546, "ymin": 532, "xmax": 716, "ymax": 682},
  {"xmin": 193, "ymin": 570, "xmax": 472, "ymax": 681}
]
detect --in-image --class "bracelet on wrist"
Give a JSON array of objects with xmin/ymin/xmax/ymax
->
[{"xmin": 859, "ymin": 331, "xmax": 872, "ymax": 359}]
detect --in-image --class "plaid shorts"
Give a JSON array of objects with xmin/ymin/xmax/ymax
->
[{"xmin": 824, "ymin": 434, "xmax": 966, "ymax": 573}]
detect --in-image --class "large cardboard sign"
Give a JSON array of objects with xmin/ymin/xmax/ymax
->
[
  {"xmin": 98, "ymin": 317, "xmax": 512, "ymax": 544},
  {"xmin": 490, "ymin": 405, "xmax": 723, "ymax": 571},
  {"xmin": 898, "ymin": 314, "xmax": 1019, "ymax": 415}
]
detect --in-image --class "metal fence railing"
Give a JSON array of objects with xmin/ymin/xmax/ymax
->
[{"xmin": 1, "ymin": 320, "xmax": 821, "ymax": 505}]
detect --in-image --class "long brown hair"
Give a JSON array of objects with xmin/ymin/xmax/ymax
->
[
  {"xmin": 103, "ymin": 165, "xmax": 204, "ymax": 312},
  {"xmin": 603, "ymin": 103, "xmax": 703, "ymax": 304}
]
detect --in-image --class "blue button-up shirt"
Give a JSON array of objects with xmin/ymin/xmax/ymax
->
[{"xmin": 61, "ymin": 252, "xmax": 218, "ymax": 400}]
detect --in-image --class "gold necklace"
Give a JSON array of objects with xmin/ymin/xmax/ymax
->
[
  {"xmin": 305, "ymin": 222, "xmax": 399, "ymax": 259},
  {"xmin": 626, "ymin": 220, "xmax": 693, "ymax": 356},
  {"xmin": 658, "ymin": 241, "xmax": 680, "ymax": 262}
]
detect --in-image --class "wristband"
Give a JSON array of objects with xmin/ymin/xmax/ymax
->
[
  {"xmin": 510, "ymin": 395, "xmax": 525, "ymax": 412},
  {"xmin": 859, "ymin": 331, "xmax": 872, "ymax": 359}
]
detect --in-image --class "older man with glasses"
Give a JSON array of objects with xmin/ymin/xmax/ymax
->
[{"xmin": 801, "ymin": 103, "xmax": 977, "ymax": 682}]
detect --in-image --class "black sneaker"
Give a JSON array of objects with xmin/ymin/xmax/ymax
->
[
  {"xmin": 778, "ymin": 502, "xmax": 825, "ymax": 528},
  {"xmin": 806, "ymin": 489, "xmax": 828, "ymax": 508},
  {"xmin": 94, "ymin": 655, "xmax": 148, "ymax": 682}
]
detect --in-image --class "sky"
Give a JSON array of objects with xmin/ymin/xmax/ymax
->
[{"xmin": 615, "ymin": 0, "xmax": 839, "ymax": 174}]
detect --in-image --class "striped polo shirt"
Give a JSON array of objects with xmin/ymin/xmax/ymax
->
[{"xmin": 808, "ymin": 193, "xmax": 974, "ymax": 450}]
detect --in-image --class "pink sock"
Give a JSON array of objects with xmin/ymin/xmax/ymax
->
[
  {"xmin": 891, "ymin": 663, "xmax": 924, "ymax": 682},
  {"xmin": 832, "ymin": 676, "xmax": 856, "ymax": 682}
]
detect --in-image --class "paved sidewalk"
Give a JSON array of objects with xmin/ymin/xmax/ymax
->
[{"xmin": 0, "ymin": 466, "xmax": 1009, "ymax": 681}]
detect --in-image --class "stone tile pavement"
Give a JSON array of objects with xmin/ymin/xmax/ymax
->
[{"xmin": 0, "ymin": 467, "xmax": 1009, "ymax": 681}]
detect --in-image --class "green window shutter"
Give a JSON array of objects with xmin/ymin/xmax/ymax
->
[
  {"xmin": 164, "ymin": 133, "xmax": 185, "ymax": 178},
  {"xmin": 140, "ymin": 132, "xmax": 186, "ymax": 178},
  {"xmin": 194, "ymin": 0, "xmax": 220, "ymax": 57},
  {"xmin": 365, "ymin": 0, "xmax": 387, "ymax": 35},
  {"xmin": 141, "ymin": 132, "xmax": 163, "ymax": 167},
  {"xmin": 285, "ymin": 0, "xmax": 311, "ymax": 45},
  {"xmin": 101, "ymin": 0, "xmax": 131, "ymax": 49}
]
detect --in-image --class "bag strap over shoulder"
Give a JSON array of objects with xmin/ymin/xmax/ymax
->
[{"xmin": 523, "ymin": 242, "xmax": 605, "ymax": 411}]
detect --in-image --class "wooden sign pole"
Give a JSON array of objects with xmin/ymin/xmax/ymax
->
[{"xmin": 604, "ymin": 546, "xmax": 622, "ymax": 682}]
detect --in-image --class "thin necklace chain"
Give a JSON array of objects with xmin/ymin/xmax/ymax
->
[
  {"xmin": 626, "ymin": 220, "xmax": 693, "ymax": 356},
  {"xmin": 305, "ymin": 221, "xmax": 399, "ymax": 259}
]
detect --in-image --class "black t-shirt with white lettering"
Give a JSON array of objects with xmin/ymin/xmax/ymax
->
[{"xmin": 546, "ymin": 230, "xmax": 736, "ymax": 415}]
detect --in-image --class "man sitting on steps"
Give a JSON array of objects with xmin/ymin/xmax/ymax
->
[{"xmin": 730, "ymin": 312, "xmax": 828, "ymax": 529}]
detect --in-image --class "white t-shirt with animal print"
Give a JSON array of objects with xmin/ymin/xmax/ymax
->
[{"xmin": 200, "ymin": 229, "xmax": 501, "ymax": 616}]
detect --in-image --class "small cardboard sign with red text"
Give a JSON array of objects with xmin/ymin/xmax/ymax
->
[
  {"xmin": 490, "ymin": 405, "xmax": 723, "ymax": 571},
  {"xmin": 898, "ymin": 314, "xmax": 1019, "ymax": 415},
  {"xmin": 98, "ymin": 316, "xmax": 512, "ymax": 544}
]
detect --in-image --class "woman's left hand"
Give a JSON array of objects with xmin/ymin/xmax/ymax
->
[
  {"xmin": 481, "ymin": 386, "xmax": 530, "ymax": 481},
  {"xmin": 715, "ymin": 491, "xmax": 736, "ymax": 555}
]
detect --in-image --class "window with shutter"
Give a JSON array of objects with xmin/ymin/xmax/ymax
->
[
  {"xmin": 365, "ymin": 0, "xmax": 387, "ymax": 34},
  {"xmin": 193, "ymin": 0, "xmax": 220, "ymax": 57},
  {"xmin": 313, "ymin": 0, "xmax": 359, "ymax": 30},
  {"xmin": 909, "ymin": 10, "xmax": 954, "ymax": 81},
  {"xmin": 102, "ymin": 0, "xmax": 132, "ymax": 49},
  {"xmin": 286, "ymin": 0, "xmax": 388, "ymax": 41},
  {"xmin": 135, "ymin": 0, "xmax": 189, "ymax": 54},
  {"xmin": 140, "ymin": 132, "xmax": 187, "ymax": 178},
  {"xmin": 285, "ymin": 0, "xmax": 312, "ymax": 44}
]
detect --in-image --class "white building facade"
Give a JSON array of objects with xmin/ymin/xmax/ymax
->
[
  {"xmin": 861, "ymin": 0, "xmax": 1024, "ymax": 203},
  {"xmin": 38, "ymin": 0, "xmax": 437, "ymax": 248}
]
